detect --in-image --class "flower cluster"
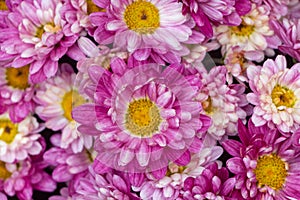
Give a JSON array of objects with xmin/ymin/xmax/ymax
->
[{"xmin": 1, "ymin": 0, "xmax": 300, "ymax": 199}]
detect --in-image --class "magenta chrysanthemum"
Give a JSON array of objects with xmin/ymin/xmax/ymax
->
[
  {"xmin": 89, "ymin": 0, "xmax": 193, "ymax": 63},
  {"xmin": 73, "ymin": 59, "xmax": 211, "ymax": 174},
  {"xmin": 0, "ymin": 0, "xmax": 79, "ymax": 83},
  {"xmin": 247, "ymin": 55, "xmax": 300, "ymax": 133},
  {"xmin": 271, "ymin": 18, "xmax": 300, "ymax": 62},
  {"xmin": 223, "ymin": 120, "xmax": 300, "ymax": 199},
  {"xmin": 181, "ymin": 0, "xmax": 251, "ymax": 38}
]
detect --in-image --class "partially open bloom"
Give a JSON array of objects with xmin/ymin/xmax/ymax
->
[
  {"xmin": 223, "ymin": 120, "xmax": 300, "ymax": 199},
  {"xmin": 0, "ymin": 0, "xmax": 79, "ymax": 83},
  {"xmin": 90, "ymin": 0, "xmax": 193, "ymax": 63},
  {"xmin": 196, "ymin": 66, "xmax": 248, "ymax": 141},
  {"xmin": 271, "ymin": 18, "xmax": 300, "ymax": 62},
  {"xmin": 181, "ymin": 162, "xmax": 236, "ymax": 200},
  {"xmin": 72, "ymin": 167, "xmax": 140, "ymax": 200},
  {"xmin": 247, "ymin": 55, "xmax": 300, "ymax": 133},
  {"xmin": 0, "ymin": 159, "xmax": 56, "ymax": 200},
  {"xmin": 73, "ymin": 59, "xmax": 211, "ymax": 174},
  {"xmin": 0, "ymin": 113, "xmax": 43, "ymax": 163},
  {"xmin": 34, "ymin": 64, "xmax": 92, "ymax": 153},
  {"xmin": 0, "ymin": 65, "xmax": 35, "ymax": 122}
]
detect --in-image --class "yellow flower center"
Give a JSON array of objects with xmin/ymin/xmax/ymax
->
[
  {"xmin": 166, "ymin": 164, "xmax": 186, "ymax": 176},
  {"xmin": 271, "ymin": 85, "xmax": 296, "ymax": 108},
  {"xmin": 0, "ymin": 0, "xmax": 8, "ymax": 10},
  {"xmin": 254, "ymin": 154, "xmax": 288, "ymax": 190},
  {"xmin": 5, "ymin": 65, "xmax": 30, "ymax": 90},
  {"xmin": 123, "ymin": 0, "xmax": 160, "ymax": 34},
  {"xmin": 0, "ymin": 119, "xmax": 18, "ymax": 144},
  {"xmin": 35, "ymin": 23, "xmax": 61, "ymax": 38},
  {"xmin": 0, "ymin": 161, "xmax": 11, "ymax": 180},
  {"xmin": 202, "ymin": 96, "xmax": 214, "ymax": 114},
  {"xmin": 125, "ymin": 98, "xmax": 161, "ymax": 137},
  {"xmin": 61, "ymin": 90, "xmax": 86, "ymax": 121},
  {"xmin": 35, "ymin": 25, "xmax": 45, "ymax": 38},
  {"xmin": 86, "ymin": 0, "xmax": 106, "ymax": 14},
  {"xmin": 231, "ymin": 23, "xmax": 254, "ymax": 37}
]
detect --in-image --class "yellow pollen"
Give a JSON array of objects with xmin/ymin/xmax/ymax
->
[
  {"xmin": 123, "ymin": 0, "xmax": 160, "ymax": 34},
  {"xmin": 202, "ymin": 96, "xmax": 213, "ymax": 114},
  {"xmin": 5, "ymin": 65, "xmax": 30, "ymax": 90},
  {"xmin": 61, "ymin": 90, "xmax": 86, "ymax": 121},
  {"xmin": 271, "ymin": 85, "xmax": 296, "ymax": 108},
  {"xmin": 125, "ymin": 98, "xmax": 161, "ymax": 137},
  {"xmin": 0, "ymin": 161, "xmax": 11, "ymax": 180},
  {"xmin": 86, "ymin": 0, "xmax": 106, "ymax": 14},
  {"xmin": 0, "ymin": 0, "xmax": 8, "ymax": 10},
  {"xmin": 35, "ymin": 25, "xmax": 45, "ymax": 38},
  {"xmin": 0, "ymin": 119, "xmax": 18, "ymax": 144},
  {"xmin": 254, "ymin": 154, "xmax": 288, "ymax": 190},
  {"xmin": 231, "ymin": 23, "xmax": 254, "ymax": 37}
]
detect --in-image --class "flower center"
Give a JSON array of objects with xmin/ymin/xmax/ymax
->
[
  {"xmin": 0, "ymin": 0, "xmax": 8, "ymax": 10},
  {"xmin": 231, "ymin": 23, "xmax": 254, "ymax": 37},
  {"xmin": 0, "ymin": 161, "xmax": 11, "ymax": 180},
  {"xmin": 61, "ymin": 90, "xmax": 86, "ymax": 121},
  {"xmin": 202, "ymin": 96, "xmax": 214, "ymax": 114},
  {"xmin": 123, "ymin": 0, "xmax": 160, "ymax": 34},
  {"xmin": 5, "ymin": 65, "xmax": 30, "ymax": 90},
  {"xmin": 35, "ymin": 22, "xmax": 61, "ymax": 38},
  {"xmin": 86, "ymin": 0, "xmax": 105, "ymax": 14},
  {"xmin": 254, "ymin": 154, "xmax": 288, "ymax": 190},
  {"xmin": 125, "ymin": 98, "xmax": 161, "ymax": 137},
  {"xmin": 271, "ymin": 85, "xmax": 296, "ymax": 108},
  {"xmin": 0, "ymin": 119, "xmax": 18, "ymax": 144}
]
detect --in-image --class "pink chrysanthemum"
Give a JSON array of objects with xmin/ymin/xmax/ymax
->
[
  {"xmin": 0, "ymin": 0, "xmax": 79, "ymax": 83},
  {"xmin": 73, "ymin": 59, "xmax": 211, "ymax": 175},
  {"xmin": 181, "ymin": 162, "xmax": 236, "ymax": 200},
  {"xmin": 72, "ymin": 167, "xmax": 140, "ymax": 200},
  {"xmin": 43, "ymin": 134, "xmax": 95, "ymax": 183},
  {"xmin": 271, "ymin": 18, "xmax": 300, "ymax": 62},
  {"xmin": 0, "ymin": 65, "xmax": 35, "ymax": 123},
  {"xmin": 0, "ymin": 159, "xmax": 56, "ymax": 200},
  {"xmin": 133, "ymin": 138, "xmax": 223, "ymax": 200},
  {"xmin": 34, "ymin": 64, "xmax": 92, "ymax": 153},
  {"xmin": 181, "ymin": 0, "xmax": 251, "ymax": 38},
  {"xmin": 89, "ymin": 0, "xmax": 193, "ymax": 63},
  {"xmin": 0, "ymin": 113, "xmax": 43, "ymax": 163},
  {"xmin": 247, "ymin": 55, "xmax": 300, "ymax": 133},
  {"xmin": 223, "ymin": 120, "xmax": 300, "ymax": 199},
  {"xmin": 196, "ymin": 66, "xmax": 248, "ymax": 141}
]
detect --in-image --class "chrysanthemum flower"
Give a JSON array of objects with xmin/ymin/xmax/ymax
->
[
  {"xmin": 247, "ymin": 55, "xmax": 300, "ymax": 133},
  {"xmin": 0, "ymin": 0, "xmax": 79, "ymax": 83},
  {"xmin": 34, "ymin": 64, "xmax": 92, "ymax": 153},
  {"xmin": 0, "ymin": 65, "xmax": 35, "ymax": 123},
  {"xmin": 89, "ymin": 0, "xmax": 193, "ymax": 63},
  {"xmin": 181, "ymin": 0, "xmax": 251, "ymax": 38},
  {"xmin": 43, "ymin": 133, "xmax": 95, "ymax": 183},
  {"xmin": 181, "ymin": 162, "xmax": 236, "ymax": 200},
  {"xmin": 72, "ymin": 167, "xmax": 140, "ymax": 200},
  {"xmin": 0, "ymin": 113, "xmax": 43, "ymax": 163},
  {"xmin": 271, "ymin": 18, "xmax": 300, "ymax": 62},
  {"xmin": 224, "ymin": 46, "xmax": 263, "ymax": 84},
  {"xmin": 134, "ymin": 139, "xmax": 223, "ymax": 200},
  {"xmin": 73, "ymin": 59, "xmax": 211, "ymax": 175},
  {"xmin": 223, "ymin": 120, "xmax": 300, "ymax": 199},
  {"xmin": 216, "ymin": 4, "xmax": 275, "ymax": 56},
  {"xmin": 0, "ymin": 159, "xmax": 56, "ymax": 200},
  {"xmin": 196, "ymin": 66, "xmax": 248, "ymax": 141}
]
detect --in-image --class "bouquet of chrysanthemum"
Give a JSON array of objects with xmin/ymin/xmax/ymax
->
[{"xmin": 1, "ymin": 0, "xmax": 300, "ymax": 199}]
